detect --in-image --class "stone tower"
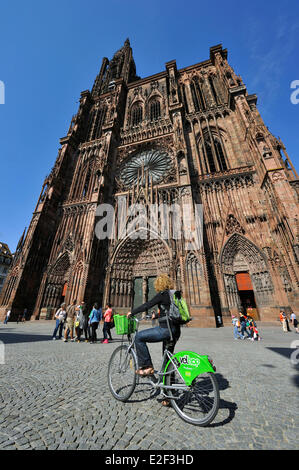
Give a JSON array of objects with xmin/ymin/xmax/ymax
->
[{"xmin": 1, "ymin": 42, "xmax": 298, "ymax": 326}]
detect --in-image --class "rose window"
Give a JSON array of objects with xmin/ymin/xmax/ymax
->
[{"xmin": 118, "ymin": 149, "xmax": 172, "ymax": 188}]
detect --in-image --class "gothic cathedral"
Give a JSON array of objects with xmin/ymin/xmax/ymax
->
[{"xmin": 1, "ymin": 40, "xmax": 298, "ymax": 326}]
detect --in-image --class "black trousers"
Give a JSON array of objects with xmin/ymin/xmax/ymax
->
[
  {"xmin": 91, "ymin": 322, "xmax": 99, "ymax": 342},
  {"xmin": 103, "ymin": 322, "xmax": 113, "ymax": 340}
]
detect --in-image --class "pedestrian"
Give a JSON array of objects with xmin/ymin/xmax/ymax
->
[
  {"xmin": 102, "ymin": 303, "xmax": 113, "ymax": 344},
  {"xmin": 232, "ymin": 315, "xmax": 244, "ymax": 340},
  {"xmin": 63, "ymin": 300, "xmax": 77, "ymax": 342},
  {"xmin": 74, "ymin": 307, "xmax": 81, "ymax": 341},
  {"xmin": 240, "ymin": 312, "xmax": 251, "ymax": 339},
  {"xmin": 52, "ymin": 303, "xmax": 67, "ymax": 340},
  {"xmin": 280, "ymin": 311, "xmax": 289, "ymax": 333},
  {"xmin": 286, "ymin": 313, "xmax": 291, "ymax": 332},
  {"xmin": 3, "ymin": 308, "xmax": 11, "ymax": 324},
  {"xmin": 252, "ymin": 323, "xmax": 261, "ymax": 341},
  {"xmin": 76, "ymin": 301, "xmax": 90, "ymax": 343},
  {"xmin": 247, "ymin": 316, "xmax": 257, "ymax": 341},
  {"xmin": 89, "ymin": 303, "xmax": 102, "ymax": 344},
  {"xmin": 22, "ymin": 308, "xmax": 27, "ymax": 322},
  {"xmin": 290, "ymin": 312, "xmax": 299, "ymax": 333}
]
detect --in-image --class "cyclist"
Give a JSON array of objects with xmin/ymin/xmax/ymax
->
[{"xmin": 127, "ymin": 273, "xmax": 181, "ymax": 382}]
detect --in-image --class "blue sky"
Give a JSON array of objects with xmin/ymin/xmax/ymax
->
[{"xmin": 0, "ymin": 0, "xmax": 298, "ymax": 252}]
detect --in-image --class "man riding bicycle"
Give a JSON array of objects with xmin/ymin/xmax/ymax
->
[{"xmin": 127, "ymin": 273, "xmax": 181, "ymax": 381}]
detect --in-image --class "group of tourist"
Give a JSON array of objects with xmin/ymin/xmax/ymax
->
[
  {"xmin": 232, "ymin": 313, "xmax": 261, "ymax": 341},
  {"xmin": 279, "ymin": 310, "xmax": 299, "ymax": 333},
  {"xmin": 52, "ymin": 301, "xmax": 114, "ymax": 344},
  {"xmin": 232, "ymin": 310, "xmax": 299, "ymax": 340}
]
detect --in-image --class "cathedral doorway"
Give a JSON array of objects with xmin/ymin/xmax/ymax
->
[
  {"xmin": 235, "ymin": 272, "xmax": 259, "ymax": 320},
  {"xmin": 221, "ymin": 234, "xmax": 274, "ymax": 319},
  {"xmin": 108, "ymin": 230, "xmax": 171, "ymax": 311}
]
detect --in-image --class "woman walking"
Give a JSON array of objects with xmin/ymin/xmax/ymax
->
[
  {"xmin": 89, "ymin": 303, "xmax": 102, "ymax": 344},
  {"xmin": 102, "ymin": 303, "xmax": 113, "ymax": 344},
  {"xmin": 232, "ymin": 315, "xmax": 244, "ymax": 340},
  {"xmin": 240, "ymin": 312, "xmax": 251, "ymax": 339}
]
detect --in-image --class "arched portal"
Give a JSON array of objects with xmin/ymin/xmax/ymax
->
[
  {"xmin": 107, "ymin": 229, "xmax": 172, "ymax": 311},
  {"xmin": 42, "ymin": 252, "xmax": 71, "ymax": 311},
  {"xmin": 221, "ymin": 234, "xmax": 274, "ymax": 319}
]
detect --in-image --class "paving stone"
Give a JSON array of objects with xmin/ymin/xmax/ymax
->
[{"xmin": 0, "ymin": 322, "xmax": 298, "ymax": 450}]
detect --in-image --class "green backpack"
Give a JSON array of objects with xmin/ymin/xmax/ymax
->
[{"xmin": 168, "ymin": 290, "xmax": 191, "ymax": 325}]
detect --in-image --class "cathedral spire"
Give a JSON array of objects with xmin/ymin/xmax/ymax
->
[{"xmin": 92, "ymin": 38, "xmax": 139, "ymax": 96}]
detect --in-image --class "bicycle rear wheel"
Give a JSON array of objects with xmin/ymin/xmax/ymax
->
[
  {"xmin": 164, "ymin": 363, "xmax": 220, "ymax": 426},
  {"xmin": 108, "ymin": 345, "xmax": 138, "ymax": 402}
]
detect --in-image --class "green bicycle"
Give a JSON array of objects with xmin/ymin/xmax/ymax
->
[{"xmin": 107, "ymin": 316, "xmax": 220, "ymax": 426}]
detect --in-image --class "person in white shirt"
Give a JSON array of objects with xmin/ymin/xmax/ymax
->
[
  {"xmin": 52, "ymin": 303, "xmax": 67, "ymax": 340},
  {"xmin": 4, "ymin": 309, "xmax": 11, "ymax": 324}
]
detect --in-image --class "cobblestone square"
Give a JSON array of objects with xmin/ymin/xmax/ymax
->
[{"xmin": 0, "ymin": 321, "xmax": 298, "ymax": 450}]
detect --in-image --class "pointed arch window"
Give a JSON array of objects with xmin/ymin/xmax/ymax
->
[
  {"xmin": 195, "ymin": 79, "xmax": 206, "ymax": 111},
  {"xmin": 186, "ymin": 253, "xmax": 201, "ymax": 306},
  {"xmin": 203, "ymin": 136, "xmax": 216, "ymax": 173},
  {"xmin": 208, "ymin": 75, "xmax": 219, "ymax": 105},
  {"xmin": 86, "ymin": 110, "xmax": 96, "ymax": 141},
  {"xmin": 83, "ymin": 168, "xmax": 91, "ymax": 197},
  {"xmin": 214, "ymin": 138, "xmax": 227, "ymax": 172},
  {"xmin": 190, "ymin": 82, "xmax": 200, "ymax": 112},
  {"xmin": 149, "ymin": 99, "xmax": 161, "ymax": 121},
  {"xmin": 202, "ymin": 133, "xmax": 227, "ymax": 174},
  {"xmin": 131, "ymin": 103, "xmax": 143, "ymax": 126},
  {"xmin": 180, "ymin": 84, "xmax": 189, "ymax": 114},
  {"xmin": 92, "ymin": 106, "xmax": 107, "ymax": 140}
]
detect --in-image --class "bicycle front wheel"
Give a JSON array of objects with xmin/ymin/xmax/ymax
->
[
  {"xmin": 165, "ymin": 363, "xmax": 220, "ymax": 426},
  {"xmin": 108, "ymin": 345, "xmax": 138, "ymax": 402}
]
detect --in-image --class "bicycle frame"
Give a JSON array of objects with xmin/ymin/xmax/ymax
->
[{"xmin": 125, "ymin": 318, "xmax": 215, "ymax": 395}]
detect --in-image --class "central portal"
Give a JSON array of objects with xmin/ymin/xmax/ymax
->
[
  {"xmin": 108, "ymin": 233, "xmax": 171, "ymax": 311},
  {"xmin": 133, "ymin": 276, "xmax": 157, "ymax": 312}
]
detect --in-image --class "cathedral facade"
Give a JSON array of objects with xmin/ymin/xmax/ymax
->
[{"xmin": 1, "ymin": 40, "xmax": 298, "ymax": 326}]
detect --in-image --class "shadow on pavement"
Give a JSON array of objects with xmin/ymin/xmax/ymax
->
[
  {"xmin": 267, "ymin": 347, "xmax": 299, "ymax": 389},
  {"xmin": 291, "ymin": 374, "xmax": 299, "ymax": 388},
  {"xmin": 0, "ymin": 331, "xmax": 52, "ymax": 344},
  {"xmin": 267, "ymin": 347, "xmax": 296, "ymax": 360},
  {"xmin": 205, "ymin": 373, "xmax": 237, "ymax": 428},
  {"xmin": 126, "ymin": 372, "xmax": 237, "ymax": 428}
]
